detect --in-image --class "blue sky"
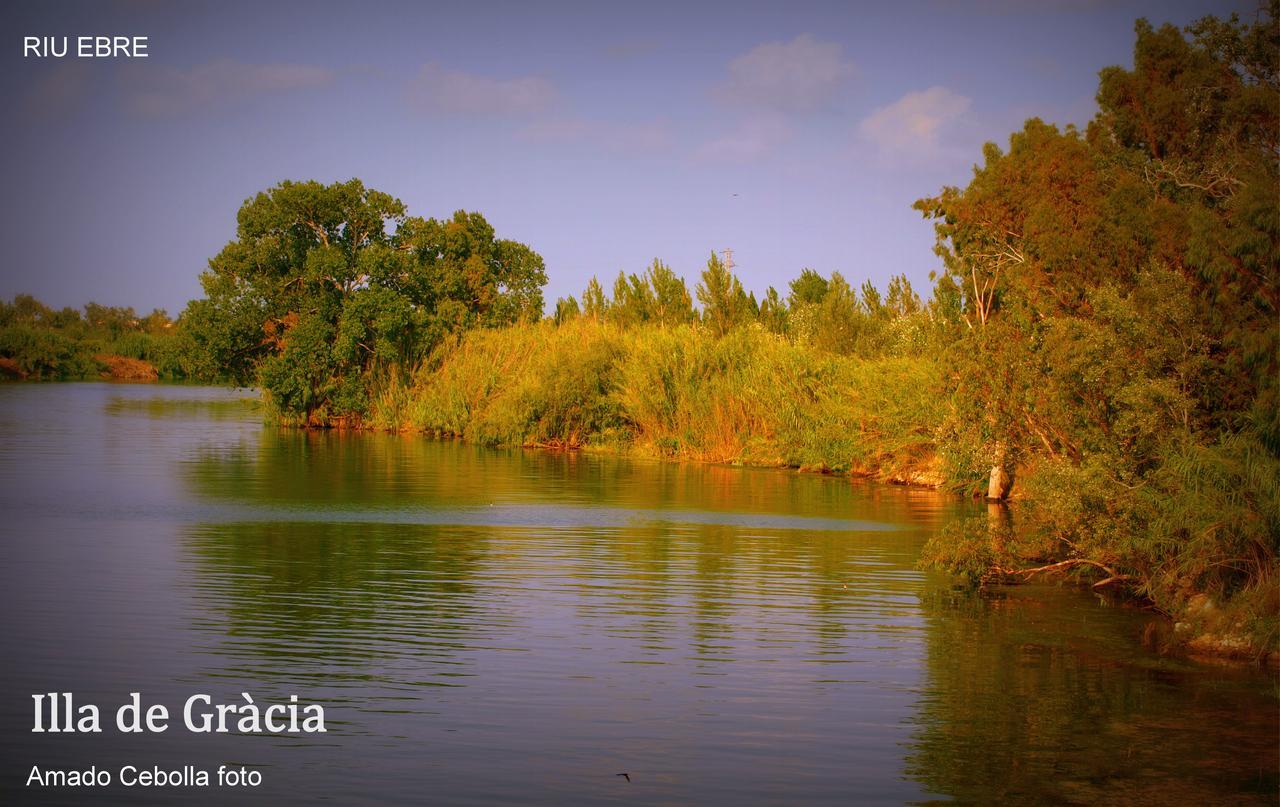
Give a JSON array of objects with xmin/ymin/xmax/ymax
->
[{"xmin": 0, "ymin": 0, "xmax": 1250, "ymax": 315}]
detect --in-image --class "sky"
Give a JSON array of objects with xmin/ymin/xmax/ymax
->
[{"xmin": 0, "ymin": 0, "xmax": 1253, "ymax": 316}]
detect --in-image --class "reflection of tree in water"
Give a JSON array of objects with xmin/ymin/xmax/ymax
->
[
  {"xmin": 180, "ymin": 426, "xmax": 967, "ymax": 670},
  {"xmin": 561, "ymin": 516, "xmax": 936, "ymax": 667},
  {"xmin": 178, "ymin": 431, "xmax": 964, "ymax": 681},
  {"xmin": 183, "ymin": 521, "xmax": 491, "ymax": 686},
  {"xmin": 183, "ymin": 426, "xmax": 963, "ymax": 528},
  {"xmin": 905, "ymin": 586, "xmax": 1278, "ymax": 804}
]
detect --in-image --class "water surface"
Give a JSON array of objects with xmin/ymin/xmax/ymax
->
[{"xmin": 0, "ymin": 384, "xmax": 1274, "ymax": 804}]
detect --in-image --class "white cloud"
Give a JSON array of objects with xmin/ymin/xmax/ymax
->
[
  {"xmin": 120, "ymin": 60, "xmax": 334, "ymax": 117},
  {"xmin": 696, "ymin": 115, "xmax": 793, "ymax": 162},
  {"xmin": 858, "ymin": 86, "xmax": 971, "ymax": 156},
  {"xmin": 407, "ymin": 64, "xmax": 559, "ymax": 118},
  {"xmin": 717, "ymin": 34, "xmax": 855, "ymax": 113}
]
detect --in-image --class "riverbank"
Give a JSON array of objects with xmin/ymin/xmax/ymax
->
[
  {"xmin": 360, "ymin": 319, "xmax": 950, "ymax": 489},
  {"xmin": 0, "ymin": 296, "xmax": 193, "ymax": 382},
  {"xmin": 272, "ymin": 317, "xmax": 1276, "ymax": 666},
  {"xmin": 1, "ymin": 353, "xmax": 160, "ymax": 382}
]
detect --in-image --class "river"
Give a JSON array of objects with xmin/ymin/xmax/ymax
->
[{"xmin": 0, "ymin": 383, "xmax": 1274, "ymax": 804}]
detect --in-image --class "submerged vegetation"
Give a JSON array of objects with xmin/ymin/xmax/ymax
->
[{"xmin": 1, "ymin": 7, "xmax": 1275, "ymax": 655}]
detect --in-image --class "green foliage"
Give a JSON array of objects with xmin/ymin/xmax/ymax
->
[
  {"xmin": 553, "ymin": 296, "xmax": 581, "ymax": 324},
  {"xmin": 178, "ymin": 295, "xmax": 267, "ymax": 384},
  {"xmin": 259, "ymin": 314, "xmax": 338, "ymax": 424},
  {"xmin": 647, "ymin": 259, "xmax": 696, "ymax": 326},
  {"xmin": 920, "ymin": 515, "xmax": 1001, "ymax": 585},
  {"xmin": 581, "ymin": 276, "xmax": 609, "ymax": 320},
  {"xmin": 609, "ymin": 271, "xmax": 656, "ymax": 327},
  {"xmin": 0, "ymin": 295, "xmax": 194, "ymax": 381},
  {"xmin": 810, "ymin": 272, "xmax": 863, "ymax": 354},
  {"xmin": 788, "ymin": 268, "xmax": 829, "ymax": 306},
  {"xmin": 187, "ymin": 179, "xmax": 548, "ymax": 422},
  {"xmin": 0, "ymin": 324, "xmax": 96, "ymax": 379},
  {"xmin": 780, "ymin": 270, "xmax": 942, "ymax": 360},
  {"xmin": 886, "ymin": 275, "xmax": 922, "ymax": 317},
  {"xmin": 915, "ymin": 4, "xmax": 1278, "ymax": 648},
  {"xmin": 1141, "ymin": 433, "xmax": 1278, "ymax": 598},
  {"xmin": 399, "ymin": 319, "xmax": 945, "ymax": 481},
  {"xmin": 572, "ymin": 259, "xmax": 696, "ymax": 330},
  {"xmin": 1095, "ymin": 12, "xmax": 1277, "ymax": 164},
  {"xmin": 695, "ymin": 251, "xmax": 752, "ymax": 336},
  {"xmin": 758, "ymin": 287, "xmax": 788, "ymax": 334},
  {"xmin": 404, "ymin": 319, "xmax": 627, "ymax": 447}
]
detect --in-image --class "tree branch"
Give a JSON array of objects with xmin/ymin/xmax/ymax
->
[{"xmin": 988, "ymin": 557, "xmax": 1139, "ymax": 592}]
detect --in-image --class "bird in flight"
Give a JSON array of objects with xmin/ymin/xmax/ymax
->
[{"xmin": 616, "ymin": 773, "xmax": 631, "ymax": 782}]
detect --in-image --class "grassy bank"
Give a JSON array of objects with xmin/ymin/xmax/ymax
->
[
  {"xmin": 367, "ymin": 319, "xmax": 947, "ymax": 485},
  {"xmin": 351, "ymin": 312, "xmax": 1277, "ymax": 661}
]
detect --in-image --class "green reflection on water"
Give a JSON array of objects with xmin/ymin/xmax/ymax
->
[
  {"xmin": 104, "ymin": 394, "xmax": 262, "ymax": 419},
  {"xmin": 183, "ymin": 426, "xmax": 957, "ymax": 524}
]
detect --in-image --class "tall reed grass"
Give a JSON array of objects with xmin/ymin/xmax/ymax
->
[{"xmin": 371, "ymin": 319, "xmax": 946, "ymax": 484}]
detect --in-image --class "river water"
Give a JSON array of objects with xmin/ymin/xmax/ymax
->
[{"xmin": 0, "ymin": 383, "xmax": 1274, "ymax": 804}]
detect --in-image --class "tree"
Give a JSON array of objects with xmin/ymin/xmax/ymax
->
[
  {"xmin": 860, "ymin": 280, "xmax": 885, "ymax": 319},
  {"xmin": 140, "ymin": 309, "xmax": 173, "ymax": 334},
  {"xmin": 609, "ymin": 271, "xmax": 655, "ymax": 327},
  {"xmin": 810, "ymin": 272, "xmax": 863, "ymax": 355},
  {"xmin": 581, "ymin": 276, "xmax": 609, "ymax": 321},
  {"xmin": 646, "ymin": 259, "xmax": 695, "ymax": 326},
  {"xmin": 914, "ymin": 119, "xmax": 1141, "ymax": 495},
  {"xmin": 886, "ymin": 275, "xmax": 922, "ymax": 318},
  {"xmin": 758, "ymin": 286, "xmax": 788, "ymax": 334},
  {"xmin": 397, "ymin": 210, "xmax": 546, "ymax": 328},
  {"xmin": 554, "ymin": 296, "xmax": 581, "ymax": 324},
  {"xmin": 788, "ymin": 268, "xmax": 829, "ymax": 307},
  {"xmin": 187, "ymin": 179, "xmax": 548, "ymax": 422},
  {"xmin": 83, "ymin": 302, "xmax": 139, "ymax": 336},
  {"xmin": 695, "ymin": 251, "xmax": 749, "ymax": 336},
  {"xmin": 917, "ymin": 5, "xmax": 1279, "ymax": 631},
  {"xmin": 1094, "ymin": 8, "xmax": 1279, "ymax": 449}
]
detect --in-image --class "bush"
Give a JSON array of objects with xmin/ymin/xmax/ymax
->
[
  {"xmin": 405, "ymin": 319, "xmax": 627, "ymax": 447},
  {"xmin": 398, "ymin": 319, "xmax": 946, "ymax": 481},
  {"xmin": 0, "ymin": 325, "xmax": 97, "ymax": 379}
]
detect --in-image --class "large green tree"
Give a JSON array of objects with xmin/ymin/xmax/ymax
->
[{"xmin": 183, "ymin": 179, "xmax": 547, "ymax": 423}]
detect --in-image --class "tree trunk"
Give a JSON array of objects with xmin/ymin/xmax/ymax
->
[{"xmin": 987, "ymin": 443, "xmax": 1015, "ymax": 501}]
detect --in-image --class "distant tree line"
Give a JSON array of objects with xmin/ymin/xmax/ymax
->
[
  {"xmin": 0, "ymin": 295, "xmax": 184, "ymax": 380},
  {"xmin": 554, "ymin": 255, "xmax": 941, "ymax": 352}
]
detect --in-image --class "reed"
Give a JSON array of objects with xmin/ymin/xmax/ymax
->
[{"xmin": 392, "ymin": 318, "xmax": 946, "ymax": 484}]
